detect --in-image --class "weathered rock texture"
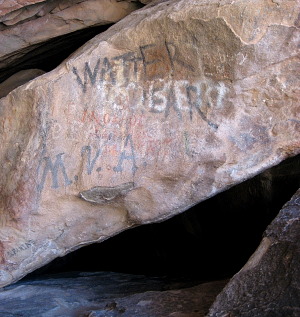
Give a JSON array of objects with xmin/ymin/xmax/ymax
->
[
  {"xmin": 207, "ymin": 188, "xmax": 300, "ymax": 317},
  {"xmin": 0, "ymin": 0, "xmax": 147, "ymax": 17},
  {"xmin": 0, "ymin": 271, "xmax": 228, "ymax": 317},
  {"xmin": 0, "ymin": 0, "xmax": 299, "ymax": 287},
  {"xmin": 0, "ymin": 0, "xmax": 45, "ymax": 16},
  {"xmin": 0, "ymin": 0, "xmax": 143, "ymax": 80}
]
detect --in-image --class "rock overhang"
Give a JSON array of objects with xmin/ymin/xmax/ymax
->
[{"xmin": 0, "ymin": 0, "xmax": 299, "ymax": 287}]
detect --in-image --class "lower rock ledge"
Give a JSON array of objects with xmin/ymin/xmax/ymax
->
[{"xmin": 0, "ymin": 271, "xmax": 228, "ymax": 317}]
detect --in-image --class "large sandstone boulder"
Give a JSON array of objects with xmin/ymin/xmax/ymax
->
[
  {"xmin": 207, "ymin": 188, "xmax": 300, "ymax": 317},
  {"xmin": 0, "ymin": 0, "xmax": 299, "ymax": 287}
]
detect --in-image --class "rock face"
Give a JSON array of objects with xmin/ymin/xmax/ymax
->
[
  {"xmin": 208, "ymin": 188, "xmax": 300, "ymax": 317},
  {"xmin": 0, "ymin": 0, "xmax": 299, "ymax": 287}
]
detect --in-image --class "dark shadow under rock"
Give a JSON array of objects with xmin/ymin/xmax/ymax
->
[
  {"xmin": 0, "ymin": 271, "xmax": 228, "ymax": 317},
  {"xmin": 207, "ymin": 188, "xmax": 300, "ymax": 317}
]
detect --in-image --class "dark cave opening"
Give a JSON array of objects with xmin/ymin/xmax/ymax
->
[
  {"xmin": 27, "ymin": 154, "xmax": 300, "ymax": 282},
  {"xmin": 0, "ymin": 23, "xmax": 113, "ymax": 84}
]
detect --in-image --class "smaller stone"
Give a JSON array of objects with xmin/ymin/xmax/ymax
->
[
  {"xmin": 0, "ymin": 0, "xmax": 45, "ymax": 17},
  {"xmin": 207, "ymin": 188, "xmax": 300, "ymax": 317},
  {"xmin": 79, "ymin": 182, "xmax": 135, "ymax": 204},
  {"xmin": 0, "ymin": 3, "xmax": 44, "ymax": 26},
  {"xmin": 0, "ymin": 69, "xmax": 45, "ymax": 99}
]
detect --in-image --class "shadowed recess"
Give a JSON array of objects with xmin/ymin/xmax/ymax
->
[
  {"xmin": 0, "ymin": 23, "xmax": 113, "ymax": 84},
  {"xmin": 26, "ymin": 154, "xmax": 300, "ymax": 281}
]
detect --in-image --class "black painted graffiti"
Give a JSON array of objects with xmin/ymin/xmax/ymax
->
[
  {"xmin": 186, "ymin": 85, "xmax": 218, "ymax": 130},
  {"xmin": 72, "ymin": 41, "xmax": 195, "ymax": 93},
  {"xmin": 147, "ymin": 80, "xmax": 224, "ymax": 129},
  {"xmin": 37, "ymin": 153, "xmax": 72, "ymax": 192},
  {"xmin": 38, "ymin": 135, "xmax": 138, "ymax": 191},
  {"xmin": 72, "ymin": 57, "xmax": 117, "ymax": 93},
  {"xmin": 113, "ymin": 134, "xmax": 138, "ymax": 174},
  {"xmin": 72, "ymin": 59, "xmax": 100, "ymax": 93},
  {"xmin": 149, "ymin": 82, "xmax": 182, "ymax": 120},
  {"xmin": 72, "ymin": 41, "xmax": 227, "ymax": 129},
  {"xmin": 164, "ymin": 41, "xmax": 195, "ymax": 73},
  {"xmin": 113, "ymin": 52, "xmax": 141, "ymax": 86},
  {"xmin": 81, "ymin": 146, "xmax": 102, "ymax": 175}
]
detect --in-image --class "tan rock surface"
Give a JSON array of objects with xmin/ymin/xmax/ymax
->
[
  {"xmin": 0, "ymin": 0, "xmax": 45, "ymax": 16},
  {"xmin": 0, "ymin": 0, "xmax": 299, "ymax": 287},
  {"xmin": 0, "ymin": 0, "xmax": 144, "ymax": 18}
]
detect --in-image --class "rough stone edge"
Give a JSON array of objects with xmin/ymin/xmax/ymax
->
[{"xmin": 207, "ymin": 187, "xmax": 300, "ymax": 317}]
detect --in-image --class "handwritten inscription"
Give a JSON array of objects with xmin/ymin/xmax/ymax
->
[
  {"xmin": 81, "ymin": 146, "xmax": 102, "ymax": 175},
  {"xmin": 37, "ymin": 153, "xmax": 73, "ymax": 192},
  {"xmin": 74, "ymin": 78, "xmax": 227, "ymax": 130},
  {"xmin": 38, "ymin": 42, "xmax": 229, "ymax": 192},
  {"xmin": 6, "ymin": 240, "xmax": 34, "ymax": 257},
  {"xmin": 113, "ymin": 135, "xmax": 138, "ymax": 174},
  {"xmin": 71, "ymin": 40, "xmax": 228, "ymax": 128},
  {"xmin": 146, "ymin": 79, "xmax": 226, "ymax": 129},
  {"xmin": 38, "ymin": 134, "xmax": 137, "ymax": 192},
  {"xmin": 72, "ymin": 41, "xmax": 196, "ymax": 92}
]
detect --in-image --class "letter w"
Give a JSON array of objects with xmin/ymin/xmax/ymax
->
[{"xmin": 72, "ymin": 59, "xmax": 100, "ymax": 93}]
